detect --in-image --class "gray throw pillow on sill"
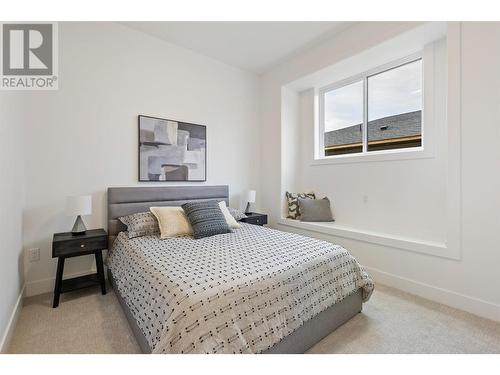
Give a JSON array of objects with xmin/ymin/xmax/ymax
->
[{"xmin": 298, "ymin": 197, "xmax": 334, "ymax": 222}]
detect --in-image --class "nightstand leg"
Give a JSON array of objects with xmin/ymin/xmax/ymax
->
[
  {"xmin": 53, "ymin": 257, "xmax": 65, "ymax": 308},
  {"xmin": 95, "ymin": 250, "xmax": 106, "ymax": 295}
]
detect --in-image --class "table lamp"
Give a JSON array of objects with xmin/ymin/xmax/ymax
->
[
  {"xmin": 67, "ymin": 195, "xmax": 92, "ymax": 235},
  {"xmin": 245, "ymin": 190, "xmax": 256, "ymax": 214}
]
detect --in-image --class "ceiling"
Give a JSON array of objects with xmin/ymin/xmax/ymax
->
[{"xmin": 121, "ymin": 22, "xmax": 353, "ymax": 74}]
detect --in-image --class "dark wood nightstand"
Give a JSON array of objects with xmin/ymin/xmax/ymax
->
[
  {"xmin": 52, "ymin": 228, "xmax": 107, "ymax": 308},
  {"xmin": 239, "ymin": 212, "xmax": 268, "ymax": 226}
]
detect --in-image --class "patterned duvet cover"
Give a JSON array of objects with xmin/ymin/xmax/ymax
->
[{"xmin": 106, "ymin": 223, "xmax": 373, "ymax": 353}]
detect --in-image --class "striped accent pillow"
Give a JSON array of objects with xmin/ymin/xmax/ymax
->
[
  {"xmin": 285, "ymin": 192, "xmax": 316, "ymax": 219},
  {"xmin": 182, "ymin": 200, "xmax": 232, "ymax": 239}
]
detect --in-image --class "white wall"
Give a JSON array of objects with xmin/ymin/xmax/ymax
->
[
  {"xmin": 0, "ymin": 92, "xmax": 25, "ymax": 350},
  {"xmin": 280, "ymin": 87, "xmax": 301, "ymax": 211},
  {"xmin": 19, "ymin": 22, "xmax": 262, "ymax": 296},
  {"xmin": 261, "ymin": 22, "xmax": 500, "ymax": 321}
]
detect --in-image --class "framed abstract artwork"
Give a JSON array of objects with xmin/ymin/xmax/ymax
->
[{"xmin": 138, "ymin": 115, "xmax": 207, "ymax": 181}]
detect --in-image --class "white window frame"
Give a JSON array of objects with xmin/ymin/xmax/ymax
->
[{"xmin": 316, "ymin": 52, "xmax": 431, "ymax": 164}]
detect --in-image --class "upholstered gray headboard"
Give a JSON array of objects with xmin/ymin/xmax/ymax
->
[{"xmin": 107, "ymin": 185, "xmax": 229, "ymax": 246}]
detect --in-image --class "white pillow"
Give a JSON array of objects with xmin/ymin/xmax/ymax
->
[
  {"xmin": 218, "ymin": 201, "xmax": 241, "ymax": 229},
  {"xmin": 150, "ymin": 206, "xmax": 193, "ymax": 239}
]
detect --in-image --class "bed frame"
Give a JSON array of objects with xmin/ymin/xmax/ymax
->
[{"xmin": 107, "ymin": 185, "xmax": 362, "ymax": 354}]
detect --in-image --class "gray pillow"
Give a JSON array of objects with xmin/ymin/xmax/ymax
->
[
  {"xmin": 182, "ymin": 200, "xmax": 232, "ymax": 239},
  {"xmin": 298, "ymin": 197, "xmax": 334, "ymax": 222},
  {"xmin": 118, "ymin": 212, "xmax": 160, "ymax": 238}
]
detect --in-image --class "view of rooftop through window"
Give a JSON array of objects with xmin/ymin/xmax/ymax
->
[
  {"xmin": 322, "ymin": 58, "xmax": 422, "ymax": 156},
  {"xmin": 323, "ymin": 80, "xmax": 364, "ymax": 154}
]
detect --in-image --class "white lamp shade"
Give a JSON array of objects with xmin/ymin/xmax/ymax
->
[
  {"xmin": 66, "ymin": 195, "xmax": 92, "ymax": 216},
  {"xmin": 246, "ymin": 190, "xmax": 256, "ymax": 203}
]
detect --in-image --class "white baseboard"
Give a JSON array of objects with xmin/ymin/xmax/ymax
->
[
  {"xmin": 275, "ymin": 222, "xmax": 498, "ymax": 322},
  {"xmin": 0, "ymin": 285, "xmax": 25, "ymax": 354},
  {"xmin": 366, "ymin": 266, "xmax": 500, "ymax": 322},
  {"xmin": 26, "ymin": 268, "xmax": 97, "ymax": 297}
]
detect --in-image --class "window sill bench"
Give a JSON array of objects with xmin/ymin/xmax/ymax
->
[{"xmin": 277, "ymin": 218, "xmax": 458, "ymax": 260}]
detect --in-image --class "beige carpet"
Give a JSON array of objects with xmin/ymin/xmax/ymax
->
[{"xmin": 8, "ymin": 283, "xmax": 500, "ymax": 354}]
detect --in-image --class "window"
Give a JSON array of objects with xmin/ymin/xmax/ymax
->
[
  {"xmin": 323, "ymin": 80, "xmax": 363, "ymax": 156},
  {"xmin": 319, "ymin": 56, "xmax": 423, "ymax": 158}
]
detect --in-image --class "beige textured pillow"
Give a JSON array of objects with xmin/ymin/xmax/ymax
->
[
  {"xmin": 218, "ymin": 201, "xmax": 241, "ymax": 229},
  {"xmin": 150, "ymin": 206, "xmax": 193, "ymax": 239}
]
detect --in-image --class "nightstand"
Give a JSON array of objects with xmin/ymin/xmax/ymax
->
[
  {"xmin": 52, "ymin": 228, "xmax": 107, "ymax": 308},
  {"xmin": 239, "ymin": 212, "xmax": 268, "ymax": 226}
]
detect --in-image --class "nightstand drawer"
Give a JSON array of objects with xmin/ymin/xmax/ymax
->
[
  {"xmin": 240, "ymin": 213, "xmax": 268, "ymax": 226},
  {"xmin": 52, "ymin": 235, "xmax": 107, "ymax": 257},
  {"xmin": 246, "ymin": 216, "xmax": 267, "ymax": 225}
]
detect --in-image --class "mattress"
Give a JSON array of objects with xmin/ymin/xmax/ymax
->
[{"xmin": 106, "ymin": 223, "xmax": 374, "ymax": 354}]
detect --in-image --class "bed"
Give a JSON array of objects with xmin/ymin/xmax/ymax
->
[{"xmin": 106, "ymin": 185, "xmax": 373, "ymax": 354}]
